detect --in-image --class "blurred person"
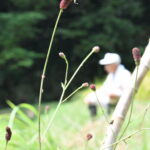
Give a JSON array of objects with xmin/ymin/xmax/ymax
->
[{"xmin": 84, "ymin": 53, "xmax": 131, "ymax": 117}]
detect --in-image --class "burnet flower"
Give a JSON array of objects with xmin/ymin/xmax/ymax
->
[
  {"xmin": 60, "ymin": 0, "xmax": 72, "ymax": 9},
  {"xmin": 132, "ymin": 47, "xmax": 141, "ymax": 66}
]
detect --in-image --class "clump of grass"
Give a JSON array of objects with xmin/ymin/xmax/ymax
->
[{"xmin": 0, "ymin": 95, "xmax": 150, "ymax": 150}]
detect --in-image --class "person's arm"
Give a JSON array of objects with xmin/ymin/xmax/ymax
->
[{"xmin": 109, "ymin": 94, "xmax": 120, "ymax": 100}]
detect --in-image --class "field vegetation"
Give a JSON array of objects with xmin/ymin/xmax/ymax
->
[{"xmin": 0, "ymin": 72, "xmax": 150, "ymax": 150}]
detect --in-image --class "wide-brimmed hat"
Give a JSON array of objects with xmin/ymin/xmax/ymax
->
[{"xmin": 99, "ymin": 53, "xmax": 121, "ymax": 65}]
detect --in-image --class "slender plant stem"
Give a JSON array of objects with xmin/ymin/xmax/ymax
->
[
  {"xmin": 94, "ymin": 92, "xmax": 110, "ymax": 124},
  {"xmin": 64, "ymin": 57, "xmax": 69, "ymax": 85},
  {"xmin": 42, "ymin": 89, "xmax": 65, "ymax": 139},
  {"xmin": 62, "ymin": 85, "xmax": 83, "ymax": 103},
  {"xmin": 42, "ymin": 55, "xmax": 69, "ymax": 138},
  {"xmin": 65, "ymin": 50, "xmax": 94, "ymax": 89},
  {"xmin": 42, "ymin": 49, "xmax": 95, "ymax": 139},
  {"xmin": 139, "ymin": 104, "xmax": 150, "ymax": 128},
  {"xmin": 118, "ymin": 66, "xmax": 139, "ymax": 140},
  {"xmin": 101, "ymin": 128, "xmax": 150, "ymax": 150},
  {"xmin": 38, "ymin": 9, "xmax": 63, "ymax": 150},
  {"xmin": 94, "ymin": 91, "xmax": 115, "ymax": 137},
  {"xmin": 124, "ymin": 104, "xmax": 150, "ymax": 128},
  {"xmin": 4, "ymin": 142, "xmax": 8, "ymax": 150},
  {"xmin": 113, "ymin": 66, "xmax": 140, "ymax": 150},
  {"xmin": 84, "ymin": 141, "xmax": 89, "ymax": 150}
]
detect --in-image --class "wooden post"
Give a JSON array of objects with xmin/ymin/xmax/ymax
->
[{"xmin": 100, "ymin": 39, "xmax": 150, "ymax": 150}]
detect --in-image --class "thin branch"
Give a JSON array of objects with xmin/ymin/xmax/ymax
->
[
  {"xmin": 65, "ymin": 50, "xmax": 95, "ymax": 89},
  {"xmin": 62, "ymin": 85, "xmax": 83, "ymax": 103},
  {"xmin": 64, "ymin": 56, "xmax": 69, "ymax": 86},
  {"xmin": 101, "ymin": 128, "xmax": 150, "ymax": 150},
  {"xmin": 117, "ymin": 66, "xmax": 139, "ymax": 141},
  {"xmin": 42, "ymin": 48, "xmax": 96, "ymax": 140},
  {"xmin": 94, "ymin": 92, "xmax": 110, "ymax": 125}
]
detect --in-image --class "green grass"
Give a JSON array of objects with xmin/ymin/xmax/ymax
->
[
  {"xmin": 0, "ymin": 89, "xmax": 150, "ymax": 150},
  {"xmin": 44, "ymin": 96, "xmax": 150, "ymax": 150},
  {"xmin": 0, "ymin": 71, "xmax": 150, "ymax": 150}
]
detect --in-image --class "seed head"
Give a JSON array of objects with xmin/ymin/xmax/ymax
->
[
  {"xmin": 82, "ymin": 82, "xmax": 89, "ymax": 87},
  {"xmin": 92, "ymin": 46, "xmax": 100, "ymax": 53},
  {"xmin": 59, "ymin": 52, "xmax": 66, "ymax": 59},
  {"xmin": 86, "ymin": 133, "xmax": 93, "ymax": 141},
  {"xmin": 5, "ymin": 126, "xmax": 12, "ymax": 142},
  {"xmin": 132, "ymin": 47, "xmax": 141, "ymax": 66},
  {"xmin": 90, "ymin": 84, "xmax": 96, "ymax": 91},
  {"xmin": 60, "ymin": 0, "xmax": 72, "ymax": 9}
]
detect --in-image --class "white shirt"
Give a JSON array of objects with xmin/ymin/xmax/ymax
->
[
  {"xmin": 85, "ymin": 64, "xmax": 131, "ymax": 106},
  {"xmin": 101, "ymin": 64, "xmax": 131, "ymax": 97}
]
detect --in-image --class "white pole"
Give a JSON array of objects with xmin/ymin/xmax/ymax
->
[{"xmin": 100, "ymin": 39, "xmax": 150, "ymax": 150}]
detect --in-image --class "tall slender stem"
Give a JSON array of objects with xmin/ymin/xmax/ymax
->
[
  {"xmin": 65, "ymin": 50, "xmax": 94, "ymax": 89},
  {"xmin": 42, "ymin": 49, "xmax": 96, "ymax": 139},
  {"xmin": 42, "ymin": 89, "xmax": 65, "ymax": 139},
  {"xmin": 64, "ymin": 57, "xmax": 69, "ymax": 85},
  {"xmin": 118, "ymin": 66, "xmax": 139, "ymax": 139},
  {"xmin": 4, "ymin": 142, "xmax": 8, "ymax": 150},
  {"xmin": 62, "ymin": 85, "xmax": 83, "ymax": 103},
  {"xmin": 94, "ymin": 92, "xmax": 115, "ymax": 137},
  {"xmin": 94, "ymin": 92, "xmax": 110, "ymax": 124},
  {"xmin": 113, "ymin": 66, "xmax": 139, "ymax": 150},
  {"xmin": 84, "ymin": 141, "xmax": 88, "ymax": 150},
  {"xmin": 139, "ymin": 104, "xmax": 150, "ymax": 128},
  {"xmin": 101, "ymin": 128, "xmax": 150, "ymax": 150},
  {"xmin": 38, "ymin": 9, "xmax": 63, "ymax": 150}
]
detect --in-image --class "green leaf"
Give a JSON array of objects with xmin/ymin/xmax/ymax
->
[
  {"xmin": 7, "ymin": 100, "xmax": 35, "ymax": 126},
  {"xmin": 19, "ymin": 103, "xmax": 38, "ymax": 115}
]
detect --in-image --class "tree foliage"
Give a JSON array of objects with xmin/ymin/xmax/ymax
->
[{"xmin": 0, "ymin": 0, "xmax": 149, "ymax": 104}]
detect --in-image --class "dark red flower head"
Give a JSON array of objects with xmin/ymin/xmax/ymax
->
[
  {"xmin": 132, "ymin": 47, "xmax": 141, "ymax": 66},
  {"xmin": 5, "ymin": 126, "xmax": 12, "ymax": 142},
  {"xmin": 90, "ymin": 84, "xmax": 96, "ymax": 91},
  {"xmin": 60, "ymin": 0, "xmax": 72, "ymax": 9},
  {"xmin": 86, "ymin": 133, "xmax": 93, "ymax": 141}
]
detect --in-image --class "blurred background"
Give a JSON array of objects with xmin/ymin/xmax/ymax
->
[{"xmin": 0, "ymin": 0, "xmax": 149, "ymax": 105}]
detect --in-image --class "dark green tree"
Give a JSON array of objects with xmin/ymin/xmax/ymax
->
[{"xmin": 0, "ymin": 0, "xmax": 149, "ymax": 105}]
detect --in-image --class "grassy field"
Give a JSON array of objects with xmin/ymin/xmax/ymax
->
[
  {"xmin": 0, "ymin": 91, "xmax": 150, "ymax": 150},
  {"xmin": 0, "ymin": 71, "xmax": 150, "ymax": 150}
]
